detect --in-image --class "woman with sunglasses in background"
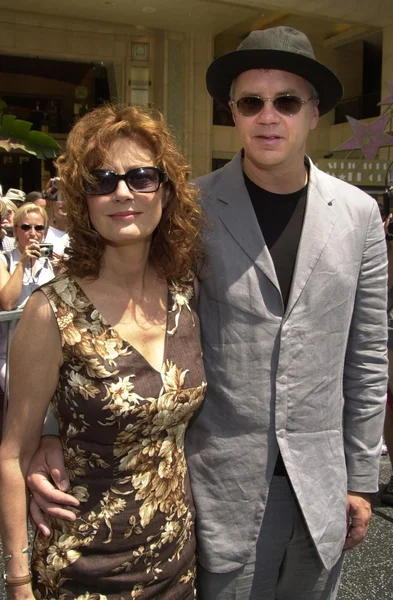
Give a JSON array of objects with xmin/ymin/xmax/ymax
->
[
  {"xmin": 0, "ymin": 203, "xmax": 54, "ymax": 391},
  {"xmin": 0, "ymin": 104, "xmax": 206, "ymax": 600}
]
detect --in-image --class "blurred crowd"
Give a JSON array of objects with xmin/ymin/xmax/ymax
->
[{"xmin": 0, "ymin": 180, "xmax": 69, "ymax": 392}]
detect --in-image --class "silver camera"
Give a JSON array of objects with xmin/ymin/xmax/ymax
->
[{"xmin": 39, "ymin": 243, "xmax": 53, "ymax": 258}]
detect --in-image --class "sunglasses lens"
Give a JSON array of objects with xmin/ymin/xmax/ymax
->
[
  {"xmin": 87, "ymin": 168, "xmax": 163, "ymax": 194},
  {"xmin": 87, "ymin": 172, "xmax": 117, "ymax": 195},
  {"xmin": 274, "ymin": 95, "xmax": 302, "ymax": 115},
  {"xmin": 237, "ymin": 97, "xmax": 264, "ymax": 116},
  {"xmin": 235, "ymin": 95, "xmax": 305, "ymax": 117},
  {"xmin": 20, "ymin": 224, "xmax": 45, "ymax": 232},
  {"xmin": 126, "ymin": 168, "xmax": 160, "ymax": 192}
]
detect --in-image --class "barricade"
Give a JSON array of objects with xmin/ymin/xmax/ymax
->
[{"xmin": 0, "ymin": 308, "xmax": 23, "ymax": 437}]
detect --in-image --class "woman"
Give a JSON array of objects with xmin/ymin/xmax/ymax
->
[
  {"xmin": 1, "ymin": 198, "xmax": 17, "ymax": 246},
  {"xmin": 0, "ymin": 202, "xmax": 54, "ymax": 391},
  {"xmin": 0, "ymin": 198, "xmax": 14, "ymax": 252},
  {"xmin": 0, "ymin": 104, "xmax": 206, "ymax": 600}
]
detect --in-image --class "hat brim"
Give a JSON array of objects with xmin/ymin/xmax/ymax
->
[{"xmin": 206, "ymin": 49, "xmax": 343, "ymax": 116}]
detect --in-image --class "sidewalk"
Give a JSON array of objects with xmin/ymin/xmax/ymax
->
[{"xmin": 0, "ymin": 458, "xmax": 392, "ymax": 600}]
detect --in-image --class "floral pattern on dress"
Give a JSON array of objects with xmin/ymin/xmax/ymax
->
[{"xmin": 32, "ymin": 274, "xmax": 206, "ymax": 600}]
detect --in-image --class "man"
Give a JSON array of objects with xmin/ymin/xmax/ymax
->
[
  {"xmin": 26, "ymin": 190, "xmax": 47, "ymax": 209},
  {"xmin": 27, "ymin": 27, "xmax": 387, "ymax": 600},
  {"xmin": 42, "ymin": 177, "xmax": 69, "ymax": 258}
]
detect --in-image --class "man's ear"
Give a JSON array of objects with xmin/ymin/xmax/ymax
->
[{"xmin": 310, "ymin": 98, "xmax": 319, "ymax": 130}]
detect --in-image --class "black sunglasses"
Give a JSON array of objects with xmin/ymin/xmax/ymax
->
[
  {"xmin": 86, "ymin": 167, "xmax": 168, "ymax": 196},
  {"xmin": 229, "ymin": 94, "xmax": 314, "ymax": 117},
  {"xmin": 19, "ymin": 224, "xmax": 45, "ymax": 232}
]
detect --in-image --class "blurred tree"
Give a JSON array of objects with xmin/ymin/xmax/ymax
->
[{"xmin": 0, "ymin": 114, "xmax": 60, "ymax": 160}]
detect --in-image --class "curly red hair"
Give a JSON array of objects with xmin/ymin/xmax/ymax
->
[{"xmin": 56, "ymin": 104, "xmax": 204, "ymax": 280}]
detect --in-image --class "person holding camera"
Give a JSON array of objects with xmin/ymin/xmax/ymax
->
[
  {"xmin": 0, "ymin": 202, "xmax": 54, "ymax": 391},
  {"xmin": 43, "ymin": 177, "xmax": 69, "ymax": 259}
]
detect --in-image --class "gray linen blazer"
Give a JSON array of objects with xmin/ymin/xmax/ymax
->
[{"xmin": 185, "ymin": 152, "xmax": 388, "ymax": 573}]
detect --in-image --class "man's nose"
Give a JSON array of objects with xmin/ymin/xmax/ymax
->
[{"xmin": 256, "ymin": 100, "xmax": 280, "ymax": 123}]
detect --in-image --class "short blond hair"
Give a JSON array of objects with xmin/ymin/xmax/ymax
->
[
  {"xmin": 13, "ymin": 203, "xmax": 49, "ymax": 239},
  {"xmin": 0, "ymin": 199, "xmax": 7, "ymax": 221},
  {"xmin": 4, "ymin": 199, "xmax": 17, "ymax": 214}
]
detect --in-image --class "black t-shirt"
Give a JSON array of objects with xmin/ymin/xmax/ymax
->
[
  {"xmin": 244, "ymin": 173, "xmax": 307, "ymax": 308},
  {"xmin": 244, "ymin": 171, "xmax": 308, "ymax": 475}
]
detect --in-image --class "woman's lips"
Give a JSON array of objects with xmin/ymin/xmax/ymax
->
[{"xmin": 109, "ymin": 211, "xmax": 142, "ymax": 220}]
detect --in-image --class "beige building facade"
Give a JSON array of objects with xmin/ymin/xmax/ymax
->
[{"xmin": 0, "ymin": 1, "xmax": 392, "ymax": 181}]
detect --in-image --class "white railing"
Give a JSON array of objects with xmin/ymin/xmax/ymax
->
[{"xmin": 0, "ymin": 308, "xmax": 23, "ymax": 435}]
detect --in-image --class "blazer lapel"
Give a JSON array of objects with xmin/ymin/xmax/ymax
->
[
  {"xmin": 215, "ymin": 153, "xmax": 281, "ymax": 295},
  {"xmin": 285, "ymin": 161, "xmax": 338, "ymax": 318}
]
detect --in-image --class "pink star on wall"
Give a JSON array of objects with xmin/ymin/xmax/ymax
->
[
  {"xmin": 379, "ymin": 82, "xmax": 393, "ymax": 105},
  {"xmin": 336, "ymin": 113, "xmax": 393, "ymax": 160}
]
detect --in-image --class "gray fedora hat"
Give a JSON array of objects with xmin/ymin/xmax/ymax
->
[{"xmin": 206, "ymin": 26, "xmax": 343, "ymax": 116}]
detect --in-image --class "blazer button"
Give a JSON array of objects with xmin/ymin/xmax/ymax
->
[{"xmin": 279, "ymin": 376, "xmax": 287, "ymax": 384}]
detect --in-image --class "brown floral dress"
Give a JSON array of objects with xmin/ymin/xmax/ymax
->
[{"xmin": 31, "ymin": 274, "xmax": 206, "ymax": 600}]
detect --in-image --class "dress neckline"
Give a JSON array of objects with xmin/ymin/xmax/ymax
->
[{"xmin": 71, "ymin": 277, "xmax": 171, "ymax": 375}]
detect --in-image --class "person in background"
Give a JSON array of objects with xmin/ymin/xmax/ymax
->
[
  {"xmin": 1, "ymin": 199, "xmax": 17, "ymax": 246},
  {"xmin": 26, "ymin": 190, "xmax": 46, "ymax": 210},
  {"xmin": 43, "ymin": 177, "xmax": 69, "ymax": 258},
  {"xmin": 0, "ymin": 104, "xmax": 206, "ymax": 600},
  {"xmin": 0, "ymin": 202, "xmax": 54, "ymax": 391},
  {"xmin": 381, "ymin": 212, "xmax": 393, "ymax": 505},
  {"xmin": 0, "ymin": 199, "xmax": 14, "ymax": 252},
  {"xmin": 382, "ymin": 315, "xmax": 393, "ymax": 506}
]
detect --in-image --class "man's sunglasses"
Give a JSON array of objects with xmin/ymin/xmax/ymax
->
[
  {"xmin": 86, "ymin": 167, "xmax": 168, "ymax": 196},
  {"xmin": 229, "ymin": 94, "xmax": 314, "ymax": 117},
  {"xmin": 19, "ymin": 224, "xmax": 45, "ymax": 232}
]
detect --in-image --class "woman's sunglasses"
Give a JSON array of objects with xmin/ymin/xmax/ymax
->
[
  {"xmin": 86, "ymin": 167, "xmax": 168, "ymax": 196},
  {"xmin": 19, "ymin": 224, "xmax": 45, "ymax": 232},
  {"xmin": 229, "ymin": 94, "xmax": 314, "ymax": 117}
]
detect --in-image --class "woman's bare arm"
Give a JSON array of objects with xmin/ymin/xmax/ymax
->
[{"xmin": 0, "ymin": 291, "xmax": 62, "ymax": 595}]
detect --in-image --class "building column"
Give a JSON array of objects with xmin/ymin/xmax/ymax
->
[
  {"xmin": 162, "ymin": 30, "xmax": 213, "ymax": 178},
  {"xmin": 183, "ymin": 32, "xmax": 214, "ymax": 178},
  {"xmin": 380, "ymin": 24, "xmax": 393, "ymax": 163},
  {"xmin": 382, "ymin": 24, "xmax": 393, "ymax": 100}
]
